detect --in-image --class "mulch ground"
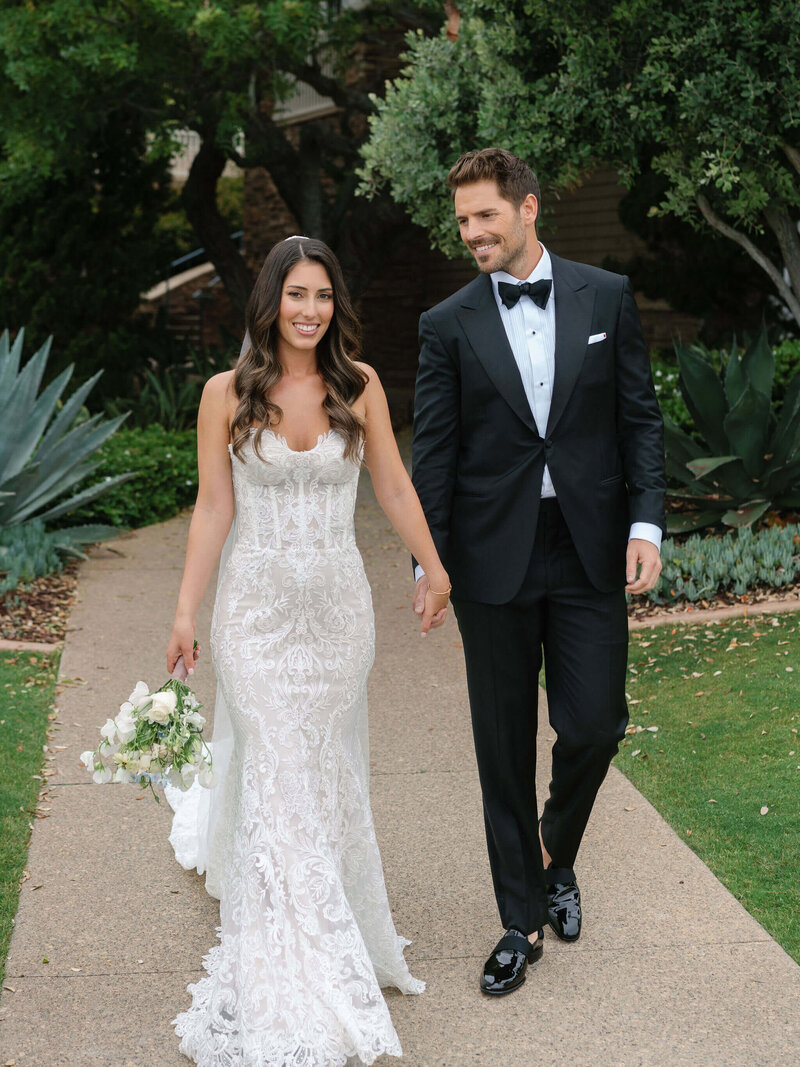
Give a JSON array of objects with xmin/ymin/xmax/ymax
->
[
  {"xmin": 628, "ymin": 580, "xmax": 800, "ymax": 622},
  {"xmin": 0, "ymin": 561, "xmax": 80, "ymax": 645},
  {"xmin": 0, "ymin": 560, "xmax": 797, "ymax": 646}
]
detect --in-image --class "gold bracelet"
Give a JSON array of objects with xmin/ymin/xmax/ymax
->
[{"xmin": 428, "ymin": 583, "xmax": 452, "ymax": 596}]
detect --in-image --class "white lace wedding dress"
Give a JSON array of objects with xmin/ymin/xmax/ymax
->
[{"xmin": 166, "ymin": 428, "xmax": 423, "ymax": 1067}]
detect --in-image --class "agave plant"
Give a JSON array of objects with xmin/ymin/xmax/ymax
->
[
  {"xmin": 0, "ymin": 328, "xmax": 133, "ymax": 544},
  {"xmin": 664, "ymin": 328, "xmax": 800, "ymax": 532}
]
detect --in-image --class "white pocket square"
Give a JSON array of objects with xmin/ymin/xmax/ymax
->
[{"xmin": 588, "ymin": 332, "xmax": 607, "ymax": 345}]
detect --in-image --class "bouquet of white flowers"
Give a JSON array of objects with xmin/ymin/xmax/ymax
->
[{"xmin": 81, "ymin": 674, "xmax": 213, "ymax": 799}]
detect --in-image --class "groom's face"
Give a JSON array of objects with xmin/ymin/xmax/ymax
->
[{"xmin": 454, "ymin": 179, "xmax": 535, "ymax": 276}]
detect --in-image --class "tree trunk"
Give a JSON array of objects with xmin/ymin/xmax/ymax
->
[
  {"xmin": 697, "ymin": 194, "xmax": 800, "ymax": 330},
  {"xmin": 182, "ymin": 135, "xmax": 253, "ymax": 325},
  {"xmin": 763, "ymin": 204, "xmax": 800, "ymax": 311}
]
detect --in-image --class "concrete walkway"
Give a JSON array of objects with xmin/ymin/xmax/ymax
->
[{"xmin": 2, "ymin": 466, "xmax": 800, "ymax": 1066}]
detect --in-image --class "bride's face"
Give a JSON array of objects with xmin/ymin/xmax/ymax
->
[{"xmin": 276, "ymin": 261, "xmax": 335, "ymax": 355}]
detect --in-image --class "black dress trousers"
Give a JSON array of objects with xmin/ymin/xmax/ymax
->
[{"xmin": 452, "ymin": 498, "xmax": 629, "ymax": 935}]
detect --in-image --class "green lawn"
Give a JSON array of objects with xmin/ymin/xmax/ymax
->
[
  {"xmin": 618, "ymin": 611, "xmax": 799, "ymax": 961},
  {"xmin": 0, "ymin": 649, "xmax": 60, "ymax": 982}
]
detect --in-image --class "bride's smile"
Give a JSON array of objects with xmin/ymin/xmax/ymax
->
[{"xmin": 276, "ymin": 260, "xmax": 335, "ymax": 356}]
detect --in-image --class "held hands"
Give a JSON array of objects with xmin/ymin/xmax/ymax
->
[
  {"xmin": 625, "ymin": 538, "xmax": 662, "ymax": 595},
  {"xmin": 413, "ymin": 574, "xmax": 450, "ymax": 636},
  {"xmin": 167, "ymin": 617, "xmax": 200, "ymax": 679}
]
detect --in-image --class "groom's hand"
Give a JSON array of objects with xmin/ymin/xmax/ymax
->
[
  {"xmin": 625, "ymin": 538, "xmax": 662, "ymax": 594},
  {"xmin": 413, "ymin": 575, "xmax": 429, "ymax": 617}
]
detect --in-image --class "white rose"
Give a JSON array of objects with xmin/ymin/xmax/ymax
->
[
  {"xmin": 180, "ymin": 762, "xmax": 196, "ymax": 786},
  {"xmin": 137, "ymin": 752, "xmax": 152, "ymax": 771},
  {"xmin": 144, "ymin": 689, "xmax": 178, "ymax": 725},
  {"xmin": 198, "ymin": 765, "xmax": 215, "ymax": 789},
  {"xmin": 114, "ymin": 709, "xmax": 137, "ymax": 744},
  {"xmin": 113, "ymin": 766, "xmax": 130, "ymax": 784},
  {"xmin": 80, "ymin": 750, "xmax": 95, "ymax": 769},
  {"xmin": 99, "ymin": 718, "xmax": 118, "ymax": 743},
  {"xmin": 128, "ymin": 681, "xmax": 151, "ymax": 709},
  {"xmin": 184, "ymin": 710, "xmax": 206, "ymax": 729},
  {"xmin": 93, "ymin": 766, "xmax": 113, "ymax": 784}
]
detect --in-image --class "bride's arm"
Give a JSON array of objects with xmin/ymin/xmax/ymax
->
[
  {"xmin": 166, "ymin": 373, "xmax": 235, "ymax": 674},
  {"xmin": 359, "ymin": 364, "xmax": 450, "ymax": 635}
]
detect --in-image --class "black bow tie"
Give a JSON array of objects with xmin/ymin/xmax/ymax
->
[{"xmin": 498, "ymin": 278, "xmax": 552, "ymax": 310}]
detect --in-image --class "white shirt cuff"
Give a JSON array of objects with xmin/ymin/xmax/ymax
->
[
  {"xmin": 629, "ymin": 522, "xmax": 662, "ymax": 551},
  {"xmin": 416, "ymin": 525, "xmax": 662, "ymax": 583}
]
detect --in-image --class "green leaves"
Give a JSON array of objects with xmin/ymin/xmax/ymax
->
[
  {"xmin": 665, "ymin": 327, "xmax": 800, "ymax": 530},
  {"xmin": 358, "ymin": 0, "xmax": 800, "ymax": 325},
  {"xmin": 647, "ymin": 522, "xmax": 800, "ymax": 602},
  {"xmin": 0, "ymin": 329, "xmax": 134, "ymax": 530}
]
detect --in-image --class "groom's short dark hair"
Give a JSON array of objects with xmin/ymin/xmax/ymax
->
[{"xmin": 448, "ymin": 148, "xmax": 540, "ymax": 208}]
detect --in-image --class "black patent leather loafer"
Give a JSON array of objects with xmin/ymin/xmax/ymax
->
[
  {"xmin": 480, "ymin": 927, "xmax": 543, "ymax": 995},
  {"xmin": 546, "ymin": 867, "xmax": 581, "ymax": 941}
]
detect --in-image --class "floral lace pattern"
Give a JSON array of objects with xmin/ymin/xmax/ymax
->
[{"xmin": 173, "ymin": 430, "xmax": 423, "ymax": 1067}]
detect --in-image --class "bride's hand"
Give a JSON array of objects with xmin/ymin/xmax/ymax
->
[
  {"xmin": 415, "ymin": 575, "xmax": 450, "ymax": 636},
  {"xmin": 167, "ymin": 617, "xmax": 199, "ymax": 678}
]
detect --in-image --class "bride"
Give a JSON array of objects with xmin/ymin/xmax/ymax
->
[{"xmin": 164, "ymin": 235, "xmax": 451, "ymax": 1066}]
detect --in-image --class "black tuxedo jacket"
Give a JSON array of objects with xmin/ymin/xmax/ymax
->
[{"xmin": 411, "ymin": 253, "xmax": 666, "ymax": 603}]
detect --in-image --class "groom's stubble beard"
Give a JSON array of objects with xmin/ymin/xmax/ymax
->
[{"xmin": 470, "ymin": 212, "xmax": 529, "ymax": 276}]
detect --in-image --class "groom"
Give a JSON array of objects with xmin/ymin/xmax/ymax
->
[{"xmin": 412, "ymin": 148, "xmax": 665, "ymax": 994}]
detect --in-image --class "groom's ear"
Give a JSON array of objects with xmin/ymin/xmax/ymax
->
[{"xmin": 520, "ymin": 193, "xmax": 539, "ymax": 230}]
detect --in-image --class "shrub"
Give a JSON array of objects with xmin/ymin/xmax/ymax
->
[
  {"xmin": 663, "ymin": 328, "xmax": 800, "ymax": 532},
  {"xmin": 0, "ymin": 521, "xmax": 62, "ymax": 593},
  {"xmin": 0, "ymin": 329, "xmax": 132, "ymax": 531},
  {"xmin": 0, "ymin": 520, "xmax": 124, "ymax": 593},
  {"xmin": 653, "ymin": 337, "xmax": 800, "ymax": 438},
  {"xmin": 651, "ymin": 352, "xmax": 691, "ymax": 431},
  {"xmin": 103, "ymin": 345, "xmax": 234, "ymax": 433},
  {"xmin": 65, "ymin": 426, "xmax": 198, "ymax": 529},
  {"xmin": 647, "ymin": 523, "xmax": 800, "ymax": 604}
]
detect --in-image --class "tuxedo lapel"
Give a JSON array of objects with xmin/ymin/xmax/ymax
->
[
  {"xmin": 546, "ymin": 255, "xmax": 596, "ymax": 436},
  {"xmin": 455, "ymin": 274, "xmax": 538, "ymax": 435}
]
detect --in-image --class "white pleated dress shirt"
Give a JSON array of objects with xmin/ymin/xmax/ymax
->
[{"xmin": 492, "ymin": 246, "xmax": 661, "ymax": 549}]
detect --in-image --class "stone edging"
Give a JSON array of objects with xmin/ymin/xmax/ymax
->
[
  {"xmin": 0, "ymin": 638, "xmax": 63, "ymax": 653},
  {"xmin": 629, "ymin": 596, "xmax": 799, "ymax": 630}
]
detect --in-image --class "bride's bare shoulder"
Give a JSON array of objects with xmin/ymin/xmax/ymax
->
[
  {"xmin": 198, "ymin": 372, "xmax": 239, "ymax": 432},
  {"xmin": 202, "ymin": 370, "xmax": 238, "ymax": 407},
  {"xmin": 203, "ymin": 369, "xmax": 237, "ymax": 397}
]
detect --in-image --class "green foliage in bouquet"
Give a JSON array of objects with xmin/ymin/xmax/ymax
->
[
  {"xmin": 664, "ymin": 328, "xmax": 800, "ymax": 532},
  {"xmin": 81, "ymin": 674, "xmax": 212, "ymax": 801},
  {"xmin": 644, "ymin": 523, "xmax": 800, "ymax": 604},
  {"xmin": 0, "ymin": 329, "xmax": 133, "ymax": 535},
  {"xmin": 65, "ymin": 426, "xmax": 198, "ymax": 529}
]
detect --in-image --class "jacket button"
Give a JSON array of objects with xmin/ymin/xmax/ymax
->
[{"xmin": 544, "ymin": 439, "xmax": 553, "ymax": 451}]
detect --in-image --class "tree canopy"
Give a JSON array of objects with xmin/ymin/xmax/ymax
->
[
  {"xmin": 359, "ymin": 0, "xmax": 800, "ymax": 330},
  {"xmin": 0, "ymin": 0, "xmax": 440, "ymax": 326}
]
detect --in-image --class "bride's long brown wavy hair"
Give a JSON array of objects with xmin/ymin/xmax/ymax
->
[{"xmin": 231, "ymin": 237, "xmax": 368, "ymax": 462}]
